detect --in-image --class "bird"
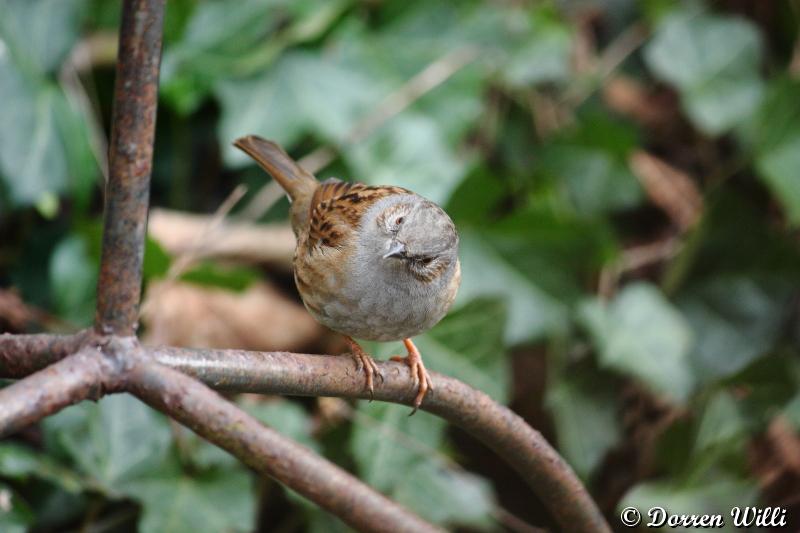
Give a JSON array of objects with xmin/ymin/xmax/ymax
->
[{"xmin": 233, "ymin": 135, "xmax": 461, "ymax": 413}]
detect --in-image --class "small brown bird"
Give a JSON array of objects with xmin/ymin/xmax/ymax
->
[{"xmin": 234, "ymin": 135, "xmax": 461, "ymax": 412}]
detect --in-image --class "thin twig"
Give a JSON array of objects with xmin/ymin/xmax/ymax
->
[
  {"xmin": 163, "ymin": 184, "xmax": 249, "ymax": 280},
  {"xmin": 140, "ymin": 183, "xmax": 251, "ymax": 327},
  {"xmin": 563, "ymin": 23, "xmax": 648, "ymax": 107},
  {"xmin": 344, "ymin": 46, "xmax": 479, "ymax": 146},
  {"xmin": 597, "ymin": 237, "xmax": 682, "ymax": 298},
  {"xmin": 59, "ymin": 60, "xmax": 109, "ymax": 183}
]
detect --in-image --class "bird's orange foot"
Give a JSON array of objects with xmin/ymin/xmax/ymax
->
[
  {"xmin": 344, "ymin": 336, "xmax": 383, "ymax": 400},
  {"xmin": 390, "ymin": 338, "xmax": 433, "ymax": 415}
]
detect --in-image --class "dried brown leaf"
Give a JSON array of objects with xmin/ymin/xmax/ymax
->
[
  {"xmin": 141, "ymin": 279, "xmax": 324, "ymax": 351},
  {"xmin": 629, "ymin": 151, "xmax": 703, "ymax": 231},
  {"xmin": 148, "ymin": 208, "xmax": 295, "ymax": 267}
]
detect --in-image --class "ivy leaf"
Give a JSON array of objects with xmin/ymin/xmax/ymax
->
[
  {"xmin": 393, "ymin": 464, "xmax": 495, "ymax": 530},
  {"xmin": 547, "ymin": 368, "xmax": 621, "ymax": 480},
  {"xmin": 350, "ymin": 403, "xmax": 496, "ymax": 529},
  {"xmin": 750, "ymin": 79, "xmax": 800, "ymax": 226},
  {"xmin": 241, "ymin": 398, "xmax": 319, "ymax": 452},
  {"xmin": 537, "ymin": 145, "xmax": 641, "ymax": 216},
  {"xmin": 0, "ymin": 62, "xmax": 69, "ymax": 208},
  {"xmin": 0, "ymin": 443, "xmax": 86, "ymax": 493},
  {"xmin": 416, "ymin": 297, "xmax": 509, "ymax": 402},
  {"xmin": 501, "ymin": 6, "xmax": 572, "ymax": 87},
  {"xmin": 218, "ymin": 51, "xmax": 380, "ymax": 166},
  {"xmin": 180, "ymin": 261, "xmax": 260, "ymax": 293},
  {"xmin": 757, "ymin": 135, "xmax": 800, "ymax": 225},
  {"xmin": 351, "ymin": 402, "xmax": 445, "ymax": 493},
  {"xmin": 343, "ymin": 113, "xmax": 467, "ymax": 206},
  {"xmin": 677, "ymin": 275, "xmax": 794, "ymax": 383},
  {"xmin": 42, "ymin": 396, "xmax": 257, "ymax": 533},
  {"xmin": 457, "ymin": 231, "xmax": 568, "ymax": 345},
  {"xmin": 41, "ymin": 395, "xmax": 173, "ymax": 494},
  {"xmin": 579, "ymin": 283, "xmax": 694, "ymax": 402},
  {"xmin": 126, "ymin": 469, "xmax": 255, "ymax": 533},
  {"xmin": 0, "ymin": 483, "xmax": 33, "ymax": 533},
  {"xmin": 0, "ymin": 0, "xmax": 85, "ymax": 74},
  {"xmin": 645, "ymin": 9, "xmax": 764, "ymax": 134},
  {"xmin": 620, "ymin": 475, "xmax": 758, "ymax": 525},
  {"xmin": 162, "ymin": 0, "xmax": 349, "ymax": 114},
  {"xmin": 0, "ymin": 0, "xmax": 97, "ymax": 210},
  {"xmin": 457, "ymin": 208, "xmax": 615, "ymax": 344},
  {"xmin": 693, "ymin": 391, "xmax": 748, "ymax": 458},
  {"xmin": 49, "ymin": 234, "xmax": 97, "ymax": 326}
]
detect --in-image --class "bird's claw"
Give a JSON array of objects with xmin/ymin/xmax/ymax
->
[
  {"xmin": 393, "ymin": 339, "xmax": 433, "ymax": 415},
  {"xmin": 346, "ymin": 337, "xmax": 382, "ymax": 401}
]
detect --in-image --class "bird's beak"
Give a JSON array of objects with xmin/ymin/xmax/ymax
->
[{"xmin": 383, "ymin": 241, "xmax": 406, "ymax": 259}]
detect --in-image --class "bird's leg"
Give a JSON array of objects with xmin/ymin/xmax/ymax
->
[
  {"xmin": 344, "ymin": 336, "xmax": 382, "ymax": 400},
  {"xmin": 390, "ymin": 338, "xmax": 433, "ymax": 415}
]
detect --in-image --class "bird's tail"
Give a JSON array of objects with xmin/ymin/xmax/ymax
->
[{"xmin": 233, "ymin": 135, "xmax": 317, "ymax": 202}]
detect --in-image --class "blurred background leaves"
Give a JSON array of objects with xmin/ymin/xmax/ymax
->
[{"xmin": 2, "ymin": 0, "xmax": 800, "ymax": 531}]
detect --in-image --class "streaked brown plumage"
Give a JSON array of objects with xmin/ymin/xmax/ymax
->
[{"xmin": 234, "ymin": 135, "xmax": 461, "ymax": 412}]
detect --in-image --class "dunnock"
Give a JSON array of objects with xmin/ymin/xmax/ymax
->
[{"xmin": 234, "ymin": 136, "xmax": 461, "ymax": 412}]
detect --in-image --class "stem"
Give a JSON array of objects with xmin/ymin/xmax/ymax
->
[{"xmin": 95, "ymin": 0, "xmax": 165, "ymax": 336}]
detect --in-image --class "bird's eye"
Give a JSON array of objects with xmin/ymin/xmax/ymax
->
[
  {"xmin": 419, "ymin": 257, "xmax": 434, "ymax": 266},
  {"xmin": 395, "ymin": 216, "xmax": 404, "ymax": 226}
]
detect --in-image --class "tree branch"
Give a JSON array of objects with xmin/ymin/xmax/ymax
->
[
  {"xmin": 0, "ymin": 335, "xmax": 441, "ymax": 532},
  {"xmin": 0, "ymin": 335, "xmax": 610, "ymax": 532},
  {"xmin": 148, "ymin": 347, "xmax": 610, "ymax": 533},
  {"xmin": 125, "ymin": 357, "xmax": 441, "ymax": 533},
  {"xmin": 0, "ymin": 332, "xmax": 90, "ymax": 378},
  {"xmin": 0, "ymin": 347, "xmax": 121, "ymax": 437},
  {"xmin": 95, "ymin": 0, "xmax": 164, "ymax": 335}
]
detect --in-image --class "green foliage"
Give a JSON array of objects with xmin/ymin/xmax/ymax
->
[
  {"xmin": 678, "ymin": 275, "xmax": 794, "ymax": 383},
  {"xmin": 752, "ymin": 79, "xmax": 800, "ymax": 225},
  {"xmin": 416, "ymin": 297, "xmax": 509, "ymax": 401},
  {"xmin": 49, "ymin": 235, "xmax": 97, "ymax": 325},
  {"xmin": 621, "ymin": 476, "xmax": 759, "ymax": 524},
  {"xmin": 126, "ymin": 470, "xmax": 254, "ymax": 533},
  {"xmin": 4, "ymin": 0, "xmax": 800, "ymax": 529},
  {"xmin": 218, "ymin": 51, "xmax": 380, "ymax": 164},
  {"xmin": 352, "ymin": 298, "xmax": 507, "ymax": 527},
  {"xmin": 351, "ymin": 403, "xmax": 495, "ymax": 529},
  {"xmin": 41, "ymin": 396, "xmax": 173, "ymax": 491},
  {"xmin": 579, "ymin": 283, "xmax": 695, "ymax": 402},
  {"xmin": 645, "ymin": 6, "xmax": 764, "ymax": 134},
  {"xmin": 0, "ymin": 0, "xmax": 98, "ymax": 212},
  {"xmin": 180, "ymin": 261, "xmax": 260, "ymax": 292},
  {"xmin": 36, "ymin": 395, "xmax": 263, "ymax": 532},
  {"xmin": 546, "ymin": 366, "xmax": 621, "ymax": 481},
  {"xmin": 500, "ymin": 7, "xmax": 572, "ymax": 87},
  {"xmin": 0, "ymin": 483, "xmax": 33, "ymax": 533}
]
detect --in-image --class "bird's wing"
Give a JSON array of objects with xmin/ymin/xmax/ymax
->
[{"xmin": 307, "ymin": 178, "xmax": 410, "ymax": 250}]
